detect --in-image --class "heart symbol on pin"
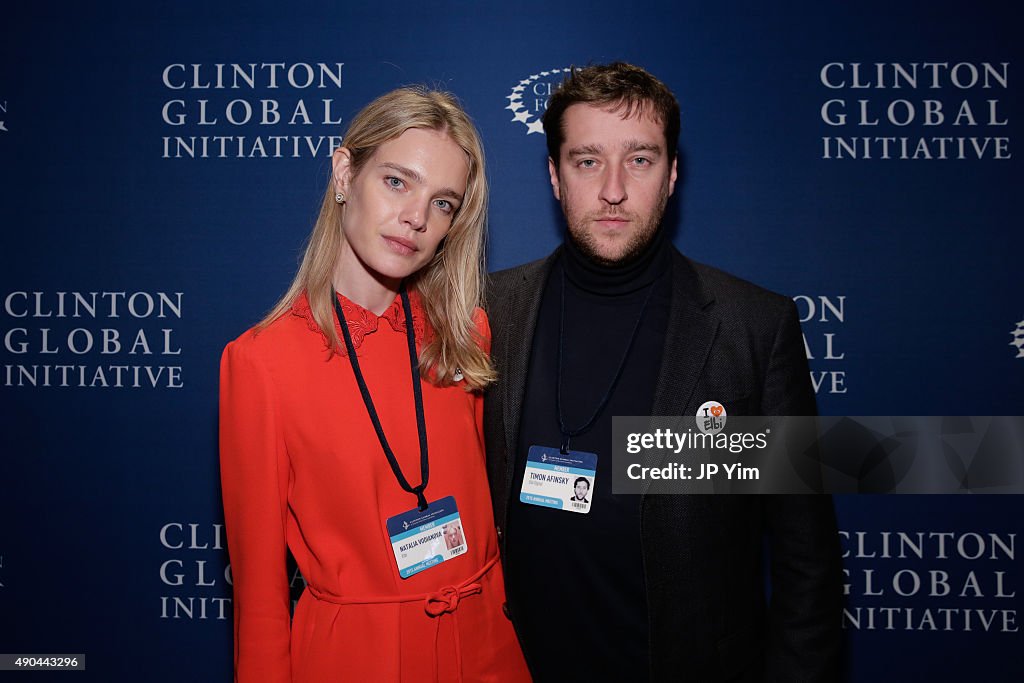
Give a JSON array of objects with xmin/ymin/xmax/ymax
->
[{"xmin": 711, "ymin": 405, "xmax": 723, "ymax": 417}]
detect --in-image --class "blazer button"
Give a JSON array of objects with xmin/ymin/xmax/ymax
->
[
  {"xmin": 496, "ymin": 525, "xmax": 503, "ymax": 541},
  {"xmin": 502, "ymin": 602, "xmax": 511, "ymax": 619}
]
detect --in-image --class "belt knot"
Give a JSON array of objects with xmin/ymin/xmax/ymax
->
[{"xmin": 424, "ymin": 582, "xmax": 482, "ymax": 617}]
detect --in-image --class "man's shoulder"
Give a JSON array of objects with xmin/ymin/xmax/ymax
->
[
  {"xmin": 484, "ymin": 252, "xmax": 558, "ymax": 308},
  {"xmin": 488, "ymin": 255, "xmax": 552, "ymax": 285},
  {"xmin": 677, "ymin": 251, "xmax": 796, "ymax": 317}
]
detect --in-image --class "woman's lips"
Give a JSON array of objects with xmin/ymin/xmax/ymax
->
[{"xmin": 383, "ymin": 236, "xmax": 418, "ymax": 254}]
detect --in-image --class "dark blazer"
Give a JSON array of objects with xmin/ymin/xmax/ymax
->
[{"xmin": 484, "ymin": 247, "xmax": 843, "ymax": 682}]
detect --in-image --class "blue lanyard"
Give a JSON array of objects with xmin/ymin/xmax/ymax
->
[
  {"xmin": 334, "ymin": 285, "xmax": 430, "ymax": 511},
  {"xmin": 555, "ymin": 268, "xmax": 655, "ymax": 454}
]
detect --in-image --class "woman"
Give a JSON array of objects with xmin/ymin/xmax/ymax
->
[{"xmin": 219, "ymin": 88, "xmax": 530, "ymax": 682}]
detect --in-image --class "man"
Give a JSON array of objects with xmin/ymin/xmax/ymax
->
[
  {"xmin": 484, "ymin": 63, "xmax": 842, "ymax": 681},
  {"xmin": 571, "ymin": 477, "xmax": 591, "ymax": 504}
]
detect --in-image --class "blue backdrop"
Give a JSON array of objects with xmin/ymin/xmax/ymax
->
[{"xmin": 1, "ymin": 1, "xmax": 1021, "ymax": 680}]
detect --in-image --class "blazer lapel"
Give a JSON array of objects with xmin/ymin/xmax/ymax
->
[
  {"xmin": 651, "ymin": 250, "xmax": 719, "ymax": 415},
  {"xmin": 500, "ymin": 251, "xmax": 559, "ymax": 486},
  {"xmin": 641, "ymin": 250, "xmax": 720, "ymax": 488}
]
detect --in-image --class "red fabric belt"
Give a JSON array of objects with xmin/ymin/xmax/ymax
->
[{"xmin": 305, "ymin": 555, "xmax": 500, "ymax": 682}]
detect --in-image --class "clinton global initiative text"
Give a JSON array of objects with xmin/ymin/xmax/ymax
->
[
  {"xmin": 162, "ymin": 134, "xmax": 343, "ymax": 159},
  {"xmin": 822, "ymin": 135, "xmax": 1009, "ymax": 160},
  {"xmin": 5, "ymin": 364, "xmax": 182, "ymax": 388}
]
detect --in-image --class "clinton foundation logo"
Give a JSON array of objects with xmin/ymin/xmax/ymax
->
[
  {"xmin": 161, "ymin": 62, "xmax": 347, "ymax": 159},
  {"xmin": 506, "ymin": 67, "xmax": 572, "ymax": 135},
  {"xmin": 1011, "ymin": 318, "xmax": 1024, "ymax": 359},
  {"xmin": 819, "ymin": 61, "xmax": 1011, "ymax": 160}
]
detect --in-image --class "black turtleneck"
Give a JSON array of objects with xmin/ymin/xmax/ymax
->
[
  {"xmin": 560, "ymin": 216, "xmax": 671, "ymax": 294},
  {"xmin": 505, "ymin": 229, "xmax": 672, "ymax": 682}
]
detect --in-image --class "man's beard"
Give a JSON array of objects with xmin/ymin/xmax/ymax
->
[{"xmin": 562, "ymin": 187, "xmax": 669, "ymax": 267}]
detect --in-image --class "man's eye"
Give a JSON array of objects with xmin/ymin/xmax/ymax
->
[
  {"xmin": 385, "ymin": 176, "xmax": 405, "ymax": 189},
  {"xmin": 632, "ymin": 157, "xmax": 651, "ymax": 166},
  {"xmin": 579, "ymin": 159, "xmax": 597, "ymax": 168}
]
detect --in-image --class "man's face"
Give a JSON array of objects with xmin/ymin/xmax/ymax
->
[
  {"xmin": 575, "ymin": 479, "xmax": 589, "ymax": 500},
  {"xmin": 549, "ymin": 103, "xmax": 677, "ymax": 266}
]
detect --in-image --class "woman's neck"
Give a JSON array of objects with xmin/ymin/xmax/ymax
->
[{"xmin": 332, "ymin": 246, "xmax": 400, "ymax": 315}]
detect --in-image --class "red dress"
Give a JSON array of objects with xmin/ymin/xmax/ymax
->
[{"xmin": 219, "ymin": 291, "xmax": 530, "ymax": 682}]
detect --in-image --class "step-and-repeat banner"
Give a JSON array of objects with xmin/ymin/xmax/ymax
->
[{"xmin": 2, "ymin": 2, "xmax": 1020, "ymax": 680}]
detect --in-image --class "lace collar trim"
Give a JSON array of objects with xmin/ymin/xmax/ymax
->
[{"xmin": 291, "ymin": 289, "xmax": 426, "ymax": 351}]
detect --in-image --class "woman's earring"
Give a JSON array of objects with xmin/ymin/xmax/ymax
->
[{"xmin": 335, "ymin": 192, "xmax": 346, "ymax": 204}]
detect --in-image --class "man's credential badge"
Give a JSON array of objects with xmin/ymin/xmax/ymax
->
[
  {"xmin": 696, "ymin": 400, "xmax": 727, "ymax": 435},
  {"xmin": 520, "ymin": 446, "xmax": 596, "ymax": 514}
]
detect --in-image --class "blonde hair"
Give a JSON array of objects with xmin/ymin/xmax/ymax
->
[{"xmin": 258, "ymin": 87, "xmax": 495, "ymax": 390}]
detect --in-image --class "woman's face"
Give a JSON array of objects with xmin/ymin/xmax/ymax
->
[{"xmin": 332, "ymin": 128, "xmax": 469, "ymax": 292}]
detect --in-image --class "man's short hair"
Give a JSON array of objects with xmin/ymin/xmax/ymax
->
[
  {"xmin": 543, "ymin": 62, "xmax": 680, "ymax": 168},
  {"xmin": 574, "ymin": 477, "xmax": 590, "ymax": 490}
]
